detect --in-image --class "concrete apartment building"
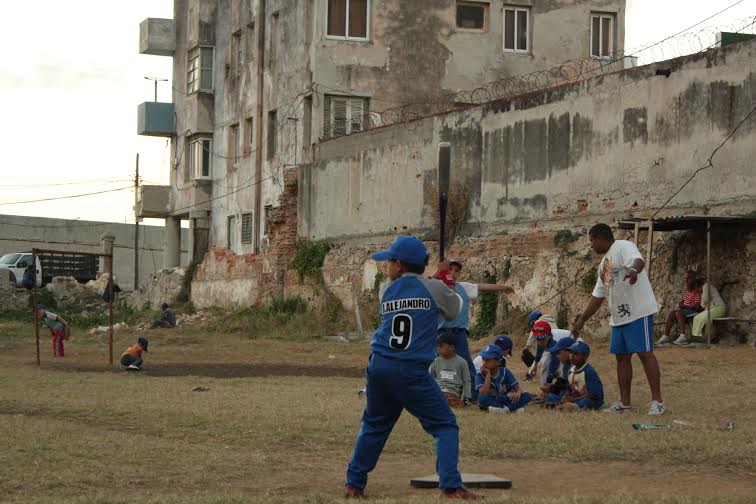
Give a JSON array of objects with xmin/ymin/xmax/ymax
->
[{"xmin": 137, "ymin": 0, "xmax": 627, "ymax": 267}]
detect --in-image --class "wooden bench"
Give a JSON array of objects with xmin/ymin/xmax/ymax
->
[{"xmin": 709, "ymin": 317, "xmax": 756, "ymax": 345}]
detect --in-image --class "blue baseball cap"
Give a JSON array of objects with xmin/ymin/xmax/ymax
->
[
  {"xmin": 568, "ymin": 340, "xmax": 590, "ymax": 355},
  {"xmin": 493, "ymin": 335, "xmax": 513, "ymax": 355},
  {"xmin": 479, "ymin": 344, "xmax": 504, "ymax": 360},
  {"xmin": 372, "ymin": 236, "xmax": 429, "ymax": 266},
  {"xmin": 35, "ymin": 303, "xmax": 45, "ymax": 310},
  {"xmin": 550, "ymin": 337, "xmax": 576, "ymax": 354},
  {"xmin": 528, "ymin": 310, "xmax": 543, "ymax": 325},
  {"xmin": 138, "ymin": 336, "xmax": 149, "ymax": 352},
  {"xmin": 436, "ymin": 333, "xmax": 455, "ymax": 346}
]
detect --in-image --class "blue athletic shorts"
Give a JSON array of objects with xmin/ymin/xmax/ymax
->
[
  {"xmin": 680, "ymin": 308, "xmax": 697, "ymax": 318},
  {"xmin": 610, "ymin": 315, "xmax": 654, "ymax": 355}
]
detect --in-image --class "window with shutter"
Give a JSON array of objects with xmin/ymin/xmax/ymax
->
[
  {"xmin": 323, "ymin": 95, "xmax": 370, "ymax": 138},
  {"xmin": 241, "ymin": 213, "xmax": 253, "ymax": 244},
  {"xmin": 333, "ymin": 98, "xmax": 348, "ymax": 137},
  {"xmin": 350, "ymin": 98, "xmax": 364, "ymax": 133}
]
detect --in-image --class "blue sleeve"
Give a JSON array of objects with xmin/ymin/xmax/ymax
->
[
  {"xmin": 503, "ymin": 368, "xmax": 518, "ymax": 391},
  {"xmin": 546, "ymin": 356, "xmax": 560, "ymax": 382},
  {"xmin": 474, "ymin": 372, "xmax": 485, "ymax": 391},
  {"xmin": 534, "ymin": 345, "xmax": 544, "ymax": 362},
  {"xmin": 585, "ymin": 367, "xmax": 604, "ymax": 401}
]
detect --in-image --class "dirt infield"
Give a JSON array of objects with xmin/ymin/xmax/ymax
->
[{"xmin": 38, "ymin": 361, "xmax": 366, "ymax": 378}]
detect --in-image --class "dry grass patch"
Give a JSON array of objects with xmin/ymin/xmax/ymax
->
[{"xmin": 1, "ymin": 322, "xmax": 754, "ymax": 503}]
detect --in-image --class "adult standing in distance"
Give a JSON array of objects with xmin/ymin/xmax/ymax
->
[{"xmin": 572, "ymin": 224, "xmax": 666, "ymax": 416}]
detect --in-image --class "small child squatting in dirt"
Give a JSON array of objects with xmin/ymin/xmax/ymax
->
[{"xmin": 121, "ymin": 337, "xmax": 149, "ymax": 371}]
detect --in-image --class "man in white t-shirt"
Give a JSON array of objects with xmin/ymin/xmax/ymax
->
[{"xmin": 572, "ymin": 224, "xmax": 665, "ymax": 416}]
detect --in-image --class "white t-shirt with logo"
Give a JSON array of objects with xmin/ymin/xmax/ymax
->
[{"xmin": 592, "ymin": 240, "xmax": 658, "ymax": 326}]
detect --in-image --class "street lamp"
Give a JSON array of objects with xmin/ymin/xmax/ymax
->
[{"xmin": 144, "ymin": 76, "xmax": 168, "ymax": 102}]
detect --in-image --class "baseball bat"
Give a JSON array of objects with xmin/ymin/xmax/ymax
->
[{"xmin": 438, "ymin": 142, "xmax": 451, "ymax": 261}]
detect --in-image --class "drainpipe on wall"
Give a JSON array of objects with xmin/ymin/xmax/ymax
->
[{"xmin": 253, "ymin": 0, "xmax": 267, "ymax": 254}]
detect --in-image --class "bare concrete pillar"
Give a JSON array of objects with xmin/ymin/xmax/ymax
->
[
  {"xmin": 164, "ymin": 217, "xmax": 181, "ymax": 269},
  {"xmin": 100, "ymin": 232, "xmax": 115, "ymax": 277}
]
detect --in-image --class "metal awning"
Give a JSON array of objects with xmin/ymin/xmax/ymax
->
[{"xmin": 617, "ymin": 215, "xmax": 756, "ymax": 231}]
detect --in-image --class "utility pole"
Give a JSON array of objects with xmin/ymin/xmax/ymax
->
[{"xmin": 134, "ymin": 154, "xmax": 140, "ymax": 290}]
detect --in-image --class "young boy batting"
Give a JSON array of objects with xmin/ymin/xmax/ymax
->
[{"xmin": 344, "ymin": 236, "xmax": 480, "ymax": 500}]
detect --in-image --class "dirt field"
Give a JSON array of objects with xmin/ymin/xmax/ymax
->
[{"xmin": 1, "ymin": 321, "xmax": 754, "ymax": 503}]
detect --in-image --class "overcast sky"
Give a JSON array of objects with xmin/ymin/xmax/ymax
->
[{"xmin": 0, "ymin": 0, "xmax": 753, "ymax": 225}]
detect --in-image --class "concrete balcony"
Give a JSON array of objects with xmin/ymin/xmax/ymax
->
[
  {"xmin": 139, "ymin": 18, "xmax": 176, "ymax": 56},
  {"xmin": 135, "ymin": 185, "xmax": 172, "ymax": 218},
  {"xmin": 137, "ymin": 102, "xmax": 175, "ymax": 137}
]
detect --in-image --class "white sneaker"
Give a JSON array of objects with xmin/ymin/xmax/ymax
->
[
  {"xmin": 648, "ymin": 401, "xmax": 666, "ymax": 416},
  {"xmin": 127, "ymin": 364, "xmax": 141, "ymax": 371},
  {"xmin": 673, "ymin": 334, "xmax": 690, "ymax": 345},
  {"xmin": 657, "ymin": 334, "xmax": 670, "ymax": 345},
  {"xmin": 604, "ymin": 401, "xmax": 632, "ymax": 413},
  {"xmin": 488, "ymin": 406, "xmax": 510, "ymax": 414},
  {"xmin": 515, "ymin": 407, "xmax": 525, "ymax": 414}
]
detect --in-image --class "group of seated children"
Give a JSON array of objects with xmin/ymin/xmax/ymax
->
[
  {"xmin": 540, "ymin": 338, "xmax": 604, "ymax": 411},
  {"xmin": 430, "ymin": 326, "xmax": 604, "ymax": 413}
]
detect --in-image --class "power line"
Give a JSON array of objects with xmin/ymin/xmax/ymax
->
[
  {"xmin": 511, "ymin": 107, "xmax": 756, "ymax": 328},
  {"xmin": 0, "ymin": 186, "xmax": 133, "ymax": 207},
  {"xmin": 651, "ymin": 104, "xmax": 756, "ymax": 219},
  {"xmin": 624, "ymin": 0, "xmax": 747, "ymax": 59},
  {"xmin": 0, "ymin": 179, "xmax": 132, "ymax": 188}
]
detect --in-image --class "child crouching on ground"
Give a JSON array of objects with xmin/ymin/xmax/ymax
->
[
  {"xmin": 560, "ymin": 341, "xmax": 604, "ymax": 411},
  {"xmin": 476, "ymin": 344, "xmax": 533, "ymax": 414},
  {"xmin": 121, "ymin": 337, "xmax": 149, "ymax": 371},
  {"xmin": 429, "ymin": 334, "xmax": 472, "ymax": 408},
  {"xmin": 541, "ymin": 337, "xmax": 575, "ymax": 406}
]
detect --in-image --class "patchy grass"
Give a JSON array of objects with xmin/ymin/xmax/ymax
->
[
  {"xmin": 0, "ymin": 321, "xmax": 754, "ymax": 503},
  {"xmin": 197, "ymin": 297, "xmax": 348, "ymax": 341}
]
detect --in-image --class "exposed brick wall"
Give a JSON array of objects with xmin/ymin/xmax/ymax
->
[{"xmin": 192, "ymin": 167, "xmax": 300, "ymax": 307}]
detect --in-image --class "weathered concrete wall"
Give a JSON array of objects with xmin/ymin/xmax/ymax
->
[
  {"xmin": 301, "ymin": 39, "xmax": 756, "ymax": 240},
  {"xmin": 310, "ymin": 0, "xmax": 625, "ymax": 115},
  {"xmin": 165, "ymin": 0, "xmax": 627, "ymax": 259},
  {"xmin": 314, "ymin": 224, "xmax": 756, "ymax": 341},
  {"xmin": 192, "ymin": 167, "xmax": 299, "ymax": 307},
  {"xmin": 0, "ymin": 215, "xmax": 188, "ymax": 292}
]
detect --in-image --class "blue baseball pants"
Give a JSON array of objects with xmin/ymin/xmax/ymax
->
[
  {"xmin": 346, "ymin": 354, "xmax": 463, "ymax": 491},
  {"xmin": 477, "ymin": 391, "xmax": 533, "ymax": 411}
]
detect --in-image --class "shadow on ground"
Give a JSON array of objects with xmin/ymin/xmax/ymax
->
[{"xmin": 37, "ymin": 362, "xmax": 365, "ymax": 379}]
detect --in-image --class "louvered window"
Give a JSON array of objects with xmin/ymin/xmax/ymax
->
[{"xmin": 323, "ymin": 95, "xmax": 370, "ymax": 139}]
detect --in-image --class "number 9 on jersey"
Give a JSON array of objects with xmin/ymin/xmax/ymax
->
[{"xmin": 389, "ymin": 314, "xmax": 413, "ymax": 350}]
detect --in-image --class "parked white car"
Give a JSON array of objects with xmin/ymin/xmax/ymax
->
[{"xmin": 0, "ymin": 253, "xmax": 42, "ymax": 287}]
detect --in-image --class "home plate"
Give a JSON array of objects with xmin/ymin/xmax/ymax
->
[{"xmin": 410, "ymin": 473, "xmax": 512, "ymax": 489}]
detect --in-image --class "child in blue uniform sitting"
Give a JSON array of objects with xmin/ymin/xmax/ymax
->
[
  {"xmin": 541, "ymin": 337, "xmax": 575, "ymax": 406},
  {"xmin": 560, "ymin": 341, "xmax": 604, "ymax": 411},
  {"xmin": 475, "ymin": 344, "xmax": 533, "ymax": 414},
  {"xmin": 344, "ymin": 236, "xmax": 481, "ymax": 500}
]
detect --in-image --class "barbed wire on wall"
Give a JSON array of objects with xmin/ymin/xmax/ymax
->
[{"xmin": 322, "ymin": 16, "xmax": 756, "ymax": 139}]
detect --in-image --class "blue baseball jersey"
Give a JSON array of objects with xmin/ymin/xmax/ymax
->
[
  {"xmin": 568, "ymin": 363, "xmax": 604, "ymax": 402},
  {"xmin": 474, "ymin": 366, "xmax": 519, "ymax": 398},
  {"xmin": 371, "ymin": 273, "xmax": 462, "ymax": 363},
  {"xmin": 438, "ymin": 282, "xmax": 470, "ymax": 330},
  {"xmin": 546, "ymin": 355, "xmax": 570, "ymax": 383}
]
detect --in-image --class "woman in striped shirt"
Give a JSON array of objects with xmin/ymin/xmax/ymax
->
[{"xmin": 658, "ymin": 270, "xmax": 703, "ymax": 345}]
